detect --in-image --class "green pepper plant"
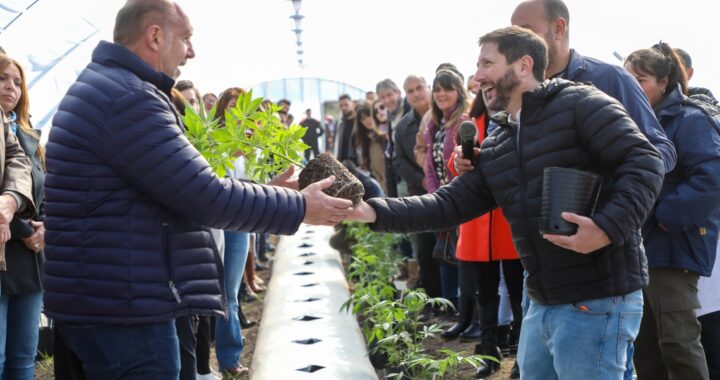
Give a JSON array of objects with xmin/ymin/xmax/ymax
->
[{"xmin": 182, "ymin": 90, "xmax": 309, "ymax": 182}]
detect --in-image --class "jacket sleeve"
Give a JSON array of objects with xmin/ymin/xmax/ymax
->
[
  {"xmin": 87, "ymin": 90, "xmax": 305, "ymax": 235},
  {"xmin": 368, "ymin": 165, "xmax": 496, "ymax": 233},
  {"xmin": 392, "ymin": 122, "xmax": 425, "ymax": 187},
  {"xmin": 609, "ymin": 67, "xmax": 677, "ymax": 173},
  {"xmin": 574, "ymin": 88, "xmax": 665, "ymax": 246},
  {"xmin": 2, "ymin": 122, "xmax": 34, "ymax": 218},
  {"xmin": 654, "ymin": 112, "xmax": 720, "ymax": 229}
]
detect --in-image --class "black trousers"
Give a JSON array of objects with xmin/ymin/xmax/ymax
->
[
  {"xmin": 175, "ymin": 316, "xmax": 198, "ymax": 380},
  {"xmin": 53, "ymin": 327, "xmax": 86, "ymax": 380},
  {"xmin": 700, "ymin": 310, "xmax": 720, "ymax": 380},
  {"xmin": 458, "ymin": 259, "xmax": 524, "ymax": 325},
  {"xmin": 195, "ymin": 316, "xmax": 213, "ymax": 375},
  {"xmin": 414, "ymin": 231, "xmax": 441, "ymax": 297}
]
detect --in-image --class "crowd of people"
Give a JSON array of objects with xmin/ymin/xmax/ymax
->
[{"xmin": 0, "ymin": 0, "xmax": 718, "ymax": 379}]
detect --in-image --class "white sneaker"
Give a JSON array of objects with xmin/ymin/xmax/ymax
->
[{"xmin": 196, "ymin": 371, "xmax": 222, "ymax": 380}]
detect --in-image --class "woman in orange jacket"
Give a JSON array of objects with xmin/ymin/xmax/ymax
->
[{"xmin": 442, "ymin": 93, "xmax": 524, "ymax": 378}]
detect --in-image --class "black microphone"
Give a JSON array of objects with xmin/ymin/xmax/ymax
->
[{"xmin": 458, "ymin": 120, "xmax": 477, "ymax": 165}]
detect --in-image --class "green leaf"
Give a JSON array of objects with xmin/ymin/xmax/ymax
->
[{"xmin": 181, "ymin": 91, "xmax": 306, "ymax": 180}]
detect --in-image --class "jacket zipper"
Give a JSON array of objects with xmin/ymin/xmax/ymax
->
[
  {"xmin": 515, "ymin": 118, "xmax": 549, "ymax": 302},
  {"xmin": 162, "ymin": 223, "xmax": 182, "ymax": 304}
]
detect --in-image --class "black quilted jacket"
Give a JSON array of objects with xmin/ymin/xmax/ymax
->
[{"xmin": 369, "ymin": 79, "xmax": 664, "ymax": 304}]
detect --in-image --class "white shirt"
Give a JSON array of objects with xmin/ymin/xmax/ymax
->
[{"xmin": 698, "ymin": 239, "xmax": 720, "ymax": 316}]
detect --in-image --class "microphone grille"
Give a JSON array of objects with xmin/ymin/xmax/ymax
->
[{"xmin": 459, "ymin": 120, "xmax": 477, "ymax": 138}]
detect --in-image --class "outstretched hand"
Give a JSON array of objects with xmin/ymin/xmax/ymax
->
[
  {"xmin": 453, "ymin": 145, "xmax": 480, "ymax": 176},
  {"xmin": 543, "ymin": 212, "xmax": 611, "ymax": 254},
  {"xmin": 301, "ymin": 176, "xmax": 353, "ymax": 226},
  {"xmin": 268, "ymin": 165, "xmax": 299, "ymax": 190},
  {"xmin": 347, "ymin": 200, "xmax": 377, "ymax": 223}
]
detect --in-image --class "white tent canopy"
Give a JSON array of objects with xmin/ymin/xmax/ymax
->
[{"xmin": 2, "ymin": 0, "xmax": 718, "ymax": 135}]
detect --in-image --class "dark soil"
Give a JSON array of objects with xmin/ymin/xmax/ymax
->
[{"xmin": 298, "ymin": 152, "xmax": 364, "ymax": 206}]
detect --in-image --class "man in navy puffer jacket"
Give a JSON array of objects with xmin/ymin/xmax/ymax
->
[{"xmin": 43, "ymin": 1, "xmax": 352, "ymax": 378}]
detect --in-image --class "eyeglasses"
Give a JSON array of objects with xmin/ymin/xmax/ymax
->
[{"xmin": 374, "ymin": 105, "xmax": 386, "ymax": 113}]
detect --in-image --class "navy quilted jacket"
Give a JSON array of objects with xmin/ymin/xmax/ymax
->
[
  {"xmin": 43, "ymin": 41, "xmax": 306, "ymax": 324},
  {"xmin": 642, "ymin": 85, "xmax": 720, "ymax": 276}
]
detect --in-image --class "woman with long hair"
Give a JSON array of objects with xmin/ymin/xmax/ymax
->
[
  {"xmin": 354, "ymin": 101, "xmax": 388, "ymax": 193},
  {"xmin": 625, "ymin": 42, "xmax": 720, "ymax": 380},
  {"xmin": 0, "ymin": 54, "xmax": 46, "ymax": 380},
  {"xmin": 211, "ymin": 87, "xmax": 253, "ymax": 377},
  {"xmin": 422, "ymin": 68, "xmax": 470, "ymax": 318}
]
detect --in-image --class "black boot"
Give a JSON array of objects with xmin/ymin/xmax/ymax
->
[
  {"xmin": 510, "ymin": 360, "xmax": 520, "ymax": 379},
  {"xmin": 441, "ymin": 296, "xmax": 474, "ymax": 339},
  {"xmin": 459, "ymin": 321, "xmax": 481, "ymax": 341},
  {"xmin": 497, "ymin": 324, "xmax": 511, "ymax": 353},
  {"xmin": 239, "ymin": 302, "xmax": 257, "ymax": 329},
  {"xmin": 475, "ymin": 296, "xmax": 501, "ymax": 378},
  {"xmin": 459, "ymin": 300, "xmax": 482, "ymax": 341},
  {"xmin": 509, "ymin": 299, "xmax": 522, "ymax": 354},
  {"xmin": 474, "ymin": 343, "xmax": 502, "ymax": 378}
]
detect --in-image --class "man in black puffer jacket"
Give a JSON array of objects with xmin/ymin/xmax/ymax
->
[{"xmin": 350, "ymin": 26, "xmax": 664, "ymax": 380}]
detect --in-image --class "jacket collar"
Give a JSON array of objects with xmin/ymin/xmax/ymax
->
[
  {"xmin": 91, "ymin": 41, "xmax": 175, "ymax": 95},
  {"xmin": 521, "ymin": 78, "xmax": 574, "ymax": 110},
  {"xmin": 566, "ymin": 49, "xmax": 585, "ymax": 81},
  {"xmin": 490, "ymin": 78, "xmax": 575, "ymax": 127},
  {"xmin": 654, "ymin": 84, "xmax": 684, "ymax": 119},
  {"xmin": 15, "ymin": 128, "xmax": 40, "ymax": 158}
]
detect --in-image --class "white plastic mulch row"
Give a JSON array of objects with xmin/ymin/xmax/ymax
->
[{"xmin": 250, "ymin": 224, "xmax": 377, "ymax": 380}]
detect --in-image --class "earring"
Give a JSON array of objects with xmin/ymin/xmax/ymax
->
[{"xmin": 662, "ymin": 88, "xmax": 666, "ymax": 95}]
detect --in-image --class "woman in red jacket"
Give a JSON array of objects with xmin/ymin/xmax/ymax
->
[{"xmin": 444, "ymin": 93, "xmax": 524, "ymax": 378}]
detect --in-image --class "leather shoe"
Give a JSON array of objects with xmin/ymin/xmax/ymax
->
[
  {"xmin": 441, "ymin": 321, "xmax": 468, "ymax": 340},
  {"xmin": 459, "ymin": 321, "xmax": 481, "ymax": 341},
  {"xmin": 510, "ymin": 360, "xmax": 520, "ymax": 378}
]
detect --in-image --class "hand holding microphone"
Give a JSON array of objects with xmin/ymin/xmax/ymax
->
[
  {"xmin": 459, "ymin": 120, "xmax": 478, "ymax": 164},
  {"xmin": 453, "ymin": 120, "xmax": 480, "ymax": 175}
]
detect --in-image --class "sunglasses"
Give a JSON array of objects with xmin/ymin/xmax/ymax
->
[{"xmin": 374, "ymin": 105, "xmax": 386, "ymax": 113}]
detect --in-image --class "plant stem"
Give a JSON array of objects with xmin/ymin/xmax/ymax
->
[{"xmin": 242, "ymin": 140, "xmax": 306, "ymax": 168}]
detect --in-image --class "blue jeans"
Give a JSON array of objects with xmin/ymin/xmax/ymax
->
[
  {"xmin": 439, "ymin": 260, "xmax": 459, "ymax": 306},
  {"xmin": 0, "ymin": 292, "xmax": 43, "ymax": 380},
  {"xmin": 215, "ymin": 231, "xmax": 249, "ymax": 370},
  {"xmin": 57, "ymin": 320, "xmax": 180, "ymax": 380},
  {"xmin": 517, "ymin": 290, "xmax": 643, "ymax": 380}
]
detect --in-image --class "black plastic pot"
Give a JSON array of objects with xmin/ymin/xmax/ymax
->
[{"xmin": 539, "ymin": 167, "xmax": 602, "ymax": 236}]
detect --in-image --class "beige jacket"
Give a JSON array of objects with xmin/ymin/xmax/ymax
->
[{"xmin": 0, "ymin": 110, "xmax": 34, "ymax": 271}]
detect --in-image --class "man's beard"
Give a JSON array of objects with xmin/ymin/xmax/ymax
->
[{"xmin": 487, "ymin": 68, "xmax": 519, "ymax": 112}]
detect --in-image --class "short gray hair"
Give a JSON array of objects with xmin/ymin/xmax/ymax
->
[
  {"xmin": 376, "ymin": 78, "xmax": 401, "ymax": 95},
  {"xmin": 403, "ymin": 75, "xmax": 427, "ymax": 90}
]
